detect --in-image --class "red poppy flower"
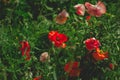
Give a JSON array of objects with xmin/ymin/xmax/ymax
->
[
  {"xmin": 64, "ymin": 61, "xmax": 80, "ymax": 77},
  {"xmin": 92, "ymin": 48, "xmax": 108, "ymax": 61},
  {"xmin": 20, "ymin": 41, "xmax": 30, "ymax": 60},
  {"xmin": 33, "ymin": 76, "xmax": 42, "ymax": 80},
  {"xmin": 84, "ymin": 38, "xmax": 101, "ymax": 51},
  {"xmin": 53, "ymin": 33, "xmax": 68, "ymax": 46},
  {"xmin": 48, "ymin": 31, "xmax": 68, "ymax": 48},
  {"xmin": 74, "ymin": 4, "xmax": 85, "ymax": 16},
  {"xmin": 55, "ymin": 9, "xmax": 69, "ymax": 24},
  {"xmin": 85, "ymin": 1, "xmax": 106, "ymax": 17}
]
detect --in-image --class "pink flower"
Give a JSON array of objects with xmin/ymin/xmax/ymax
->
[
  {"xmin": 84, "ymin": 38, "xmax": 101, "ymax": 50},
  {"xmin": 74, "ymin": 4, "xmax": 85, "ymax": 16},
  {"xmin": 85, "ymin": 1, "xmax": 106, "ymax": 17}
]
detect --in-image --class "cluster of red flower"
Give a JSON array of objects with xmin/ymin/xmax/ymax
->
[
  {"xmin": 18, "ymin": 1, "xmax": 114, "ymax": 79},
  {"xmin": 84, "ymin": 37, "xmax": 114, "ymax": 70},
  {"xmin": 84, "ymin": 37, "xmax": 108, "ymax": 61},
  {"xmin": 48, "ymin": 31, "xmax": 68, "ymax": 48}
]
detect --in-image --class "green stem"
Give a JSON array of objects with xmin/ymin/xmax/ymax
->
[{"xmin": 53, "ymin": 68, "xmax": 57, "ymax": 80}]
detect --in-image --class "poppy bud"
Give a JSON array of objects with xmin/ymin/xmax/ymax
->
[{"xmin": 109, "ymin": 63, "xmax": 114, "ymax": 70}]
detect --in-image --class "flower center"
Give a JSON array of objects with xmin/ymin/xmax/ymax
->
[{"xmin": 56, "ymin": 36, "xmax": 60, "ymax": 41}]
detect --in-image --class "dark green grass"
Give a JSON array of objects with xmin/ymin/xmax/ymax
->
[{"xmin": 0, "ymin": 0, "xmax": 120, "ymax": 80}]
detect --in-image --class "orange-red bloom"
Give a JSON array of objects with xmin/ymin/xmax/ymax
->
[
  {"xmin": 84, "ymin": 38, "xmax": 100, "ymax": 51},
  {"xmin": 20, "ymin": 41, "xmax": 30, "ymax": 60},
  {"xmin": 48, "ymin": 31, "xmax": 68, "ymax": 48},
  {"xmin": 92, "ymin": 48, "xmax": 108, "ymax": 61},
  {"xmin": 64, "ymin": 61, "xmax": 80, "ymax": 77},
  {"xmin": 55, "ymin": 9, "xmax": 69, "ymax": 24},
  {"xmin": 74, "ymin": 4, "xmax": 85, "ymax": 16},
  {"xmin": 33, "ymin": 76, "xmax": 42, "ymax": 80},
  {"xmin": 85, "ymin": 1, "xmax": 106, "ymax": 17}
]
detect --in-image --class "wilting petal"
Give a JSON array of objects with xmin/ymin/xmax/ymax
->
[
  {"xmin": 85, "ymin": 1, "xmax": 106, "ymax": 17},
  {"xmin": 40, "ymin": 52, "xmax": 50, "ymax": 62},
  {"xmin": 55, "ymin": 10, "xmax": 69, "ymax": 24},
  {"xmin": 74, "ymin": 4, "xmax": 85, "ymax": 16},
  {"xmin": 85, "ymin": 2, "xmax": 96, "ymax": 16},
  {"xmin": 59, "ymin": 9, "xmax": 69, "ymax": 17},
  {"xmin": 96, "ymin": 1, "xmax": 106, "ymax": 14}
]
